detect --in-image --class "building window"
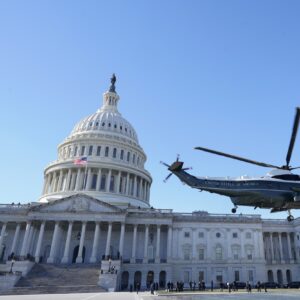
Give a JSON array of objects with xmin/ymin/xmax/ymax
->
[
  {"xmin": 184, "ymin": 232, "xmax": 190, "ymax": 238},
  {"xmin": 246, "ymin": 232, "xmax": 252, "ymax": 239},
  {"xmin": 81, "ymin": 146, "xmax": 85, "ymax": 156},
  {"xmin": 113, "ymin": 148, "xmax": 117, "ymax": 158},
  {"xmin": 88, "ymin": 145, "xmax": 93, "ymax": 156},
  {"xmin": 120, "ymin": 150, "xmax": 124, "ymax": 160},
  {"xmin": 247, "ymin": 249, "xmax": 253, "ymax": 260},
  {"xmin": 67, "ymin": 147, "xmax": 71, "ymax": 157},
  {"xmin": 183, "ymin": 249, "xmax": 191, "ymax": 260},
  {"xmin": 96, "ymin": 146, "xmax": 101, "ymax": 156},
  {"xmin": 127, "ymin": 152, "xmax": 130, "ymax": 162},
  {"xmin": 199, "ymin": 248, "xmax": 204, "ymax": 260},
  {"xmin": 233, "ymin": 232, "xmax": 238, "ymax": 238},
  {"xmin": 216, "ymin": 232, "xmax": 221, "ymax": 238},
  {"xmin": 105, "ymin": 147, "xmax": 109, "ymax": 157},
  {"xmin": 233, "ymin": 248, "xmax": 239, "ymax": 260},
  {"xmin": 133, "ymin": 154, "xmax": 136, "ymax": 164},
  {"xmin": 215, "ymin": 246, "xmax": 222, "ymax": 260},
  {"xmin": 199, "ymin": 232, "xmax": 204, "ymax": 238},
  {"xmin": 74, "ymin": 146, "xmax": 78, "ymax": 157},
  {"xmin": 91, "ymin": 174, "xmax": 97, "ymax": 190}
]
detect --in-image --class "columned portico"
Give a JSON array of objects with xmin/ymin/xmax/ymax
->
[
  {"xmin": 47, "ymin": 222, "xmax": 60, "ymax": 263},
  {"xmin": 35, "ymin": 221, "xmax": 46, "ymax": 263},
  {"xmin": 20, "ymin": 221, "xmax": 31, "ymax": 257}
]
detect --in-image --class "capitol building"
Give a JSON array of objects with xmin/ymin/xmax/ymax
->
[{"xmin": 1, "ymin": 76, "xmax": 300, "ymax": 292}]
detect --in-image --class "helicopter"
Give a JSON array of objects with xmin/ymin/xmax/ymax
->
[{"xmin": 162, "ymin": 108, "xmax": 300, "ymax": 222}]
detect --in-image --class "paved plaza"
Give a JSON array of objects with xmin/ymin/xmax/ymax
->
[{"xmin": 1, "ymin": 290, "xmax": 300, "ymax": 300}]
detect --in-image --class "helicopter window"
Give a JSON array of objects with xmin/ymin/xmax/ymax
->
[
  {"xmin": 216, "ymin": 232, "xmax": 221, "ymax": 238},
  {"xmin": 272, "ymin": 174, "xmax": 300, "ymax": 181}
]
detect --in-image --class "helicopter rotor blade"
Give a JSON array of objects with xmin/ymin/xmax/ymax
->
[
  {"xmin": 163, "ymin": 173, "xmax": 173, "ymax": 183},
  {"xmin": 160, "ymin": 161, "xmax": 170, "ymax": 167},
  {"xmin": 286, "ymin": 107, "xmax": 300, "ymax": 168},
  {"xmin": 194, "ymin": 146, "xmax": 281, "ymax": 169}
]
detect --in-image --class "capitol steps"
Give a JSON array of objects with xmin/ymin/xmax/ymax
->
[{"xmin": 2, "ymin": 263, "xmax": 107, "ymax": 295}]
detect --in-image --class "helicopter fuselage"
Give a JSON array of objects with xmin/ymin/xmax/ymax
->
[{"xmin": 172, "ymin": 167, "xmax": 300, "ymax": 210}]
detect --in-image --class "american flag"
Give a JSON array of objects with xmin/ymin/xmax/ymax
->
[{"xmin": 73, "ymin": 156, "xmax": 88, "ymax": 165}]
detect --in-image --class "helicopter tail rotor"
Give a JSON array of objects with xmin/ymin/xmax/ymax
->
[{"xmin": 161, "ymin": 155, "xmax": 186, "ymax": 182}]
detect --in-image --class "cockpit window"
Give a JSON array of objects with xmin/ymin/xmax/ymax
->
[{"xmin": 272, "ymin": 174, "xmax": 300, "ymax": 181}]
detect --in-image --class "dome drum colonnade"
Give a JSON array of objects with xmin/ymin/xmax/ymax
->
[{"xmin": 39, "ymin": 75, "xmax": 152, "ymax": 208}]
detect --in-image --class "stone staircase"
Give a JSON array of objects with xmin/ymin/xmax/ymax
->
[{"xmin": 1, "ymin": 263, "xmax": 107, "ymax": 295}]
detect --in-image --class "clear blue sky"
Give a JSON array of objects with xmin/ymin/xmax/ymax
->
[{"xmin": 1, "ymin": 0, "xmax": 300, "ymax": 219}]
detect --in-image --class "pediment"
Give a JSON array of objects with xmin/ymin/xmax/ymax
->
[{"xmin": 31, "ymin": 193, "xmax": 123, "ymax": 213}]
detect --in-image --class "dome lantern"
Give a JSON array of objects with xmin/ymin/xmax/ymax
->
[{"xmin": 101, "ymin": 74, "xmax": 120, "ymax": 113}]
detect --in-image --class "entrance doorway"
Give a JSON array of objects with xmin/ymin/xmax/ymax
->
[{"xmin": 146, "ymin": 271, "xmax": 154, "ymax": 289}]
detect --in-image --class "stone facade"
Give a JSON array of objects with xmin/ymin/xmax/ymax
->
[{"xmin": 1, "ymin": 78, "xmax": 300, "ymax": 291}]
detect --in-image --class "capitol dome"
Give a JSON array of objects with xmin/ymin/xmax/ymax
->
[{"xmin": 39, "ymin": 75, "xmax": 152, "ymax": 208}]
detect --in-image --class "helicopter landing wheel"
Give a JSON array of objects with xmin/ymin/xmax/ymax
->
[
  {"xmin": 287, "ymin": 215, "xmax": 294, "ymax": 222},
  {"xmin": 231, "ymin": 207, "xmax": 237, "ymax": 214}
]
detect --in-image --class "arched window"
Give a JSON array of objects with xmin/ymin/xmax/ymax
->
[
  {"xmin": 133, "ymin": 154, "xmax": 136, "ymax": 164},
  {"xmin": 127, "ymin": 152, "xmax": 130, "ymax": 162},
  {"xmin": 120, "ymin": 150, "xmax": 124, "ymax": 160},
  {"xmin": 113, "ymin": 148, "xmax": 117, "ymax": 158},
  {"xmin": 96, "ymin": 146, "xmax": 101, "ymax": 156},
  {"xmin": 105, "ymin": 147, "xmax": 109, "ymax": 157},
  {"xmin": 81, "ymin": 146, "xmax": 85, "ymax": 156},
  {"xmin": 74, "ymin": 146, "xmax": 78, "ymax": 157},
  {"xmin": 88, "ymin": 145, "xmax": 93, "ymax": 156}
]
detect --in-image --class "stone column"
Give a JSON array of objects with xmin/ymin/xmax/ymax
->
[
  {"xmin": 133, "ymin": 176, "xmax": 137, "ymax": 197},
  {"xmin": 26, "ymin": 225, "xmax": 35, "ymax": 255},
  {"xmin": 106, "ymin": 170, "xmax": 112, "ymax": 192},
  {"xmin": 125, "ymin": 173, "xmax": 130, "ymax": 195},
  {"xmin": 85, "ymin": 168, "xmax": 92, "ymax": 190},
  {"xmin": 34, "ymin": 221, "xmax": 46, "ymax": 263},
  {"xmin": 70, "ymin": 171, "xmax": 76, "ymax": 191},
  {"xmin": 47, "ymin": 222, "xmax": 60, "ymax": 263},
  {"xmin": 90, "ymin": 222, "xmax": 100, "ymax": 263},
  {"xmin": 10, "ymin": 223, "xmax": 21, "ymax": 256},
  {"xmin": 270, "ymin": 232, "xmax": 275, "ymax": 261},
  {"xmin": 240, "ymin": 229, "xmax": 245, "ymax": 259},
  {"xmin": 143, "ymin": 224, "xmax": 149, "ymax": 263},
  {"xmin": 96, "ymin": 169, "xmax": 102, "ymax": 191},
  {"xmin": 278, "ymin": 232, "xmax": 283, "ymax": 262},
  {"xmin": 76, "ymin": 222, "xmax": 87, "ymax": 263},
  {"xmin": 131, "ymin": 224, "xmax": 138, "ymax": 263},
  {"xmin": 206, "ymin": 229, "xmax": 211, "ymax": 260},
  {"xmin": 118, "ymin": 222, "xmax": 125, "ymax": 259},
  {"xmin": 65, "ymin": 169, "xmax": 72, "ymax": 191},
  {"xmin": 167, "ymin": 225, "xmax": 173, "ymax": 261},
  {"xmin": 146, "ymin": 184, "xmax": 150, "ymax": 202},
  {"xmin": 287, "ymin": 232, "xmax": 293, "ymax": 261},
  {"xmin": 57, "ymin": 170, "xmax": 63, "ymax": 191},
  {"xmin": 155, "ymin": 225, "xmax": 161, "ymax": 263},
  {"xmin": 116, "ymin": 171, "xmax": 121, "ymax": 194},
  {"xmin": 75, "ymin": 168, "xmax": 81, "ymax": 191},
  {"xmin": 45, "ymin": 173, "xmax": 52, "ymax": 194},
  {"xmin": 105, "ymin": 222, "xmax": 113, "ymax": 258},
  {"xmin": 192, "ymin": 228, "xmax": 197, "ymax": 260},
  {"xmin": 20, "ymin": 221, "xmax": 31, "ymax": 257},
  {"xmin": 0, "ymin": 223, "xmax": 7, "ymax": 258},
  {"xmin": 61, "ymin": 222, "xmax": 73, "ymax": 264}
]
